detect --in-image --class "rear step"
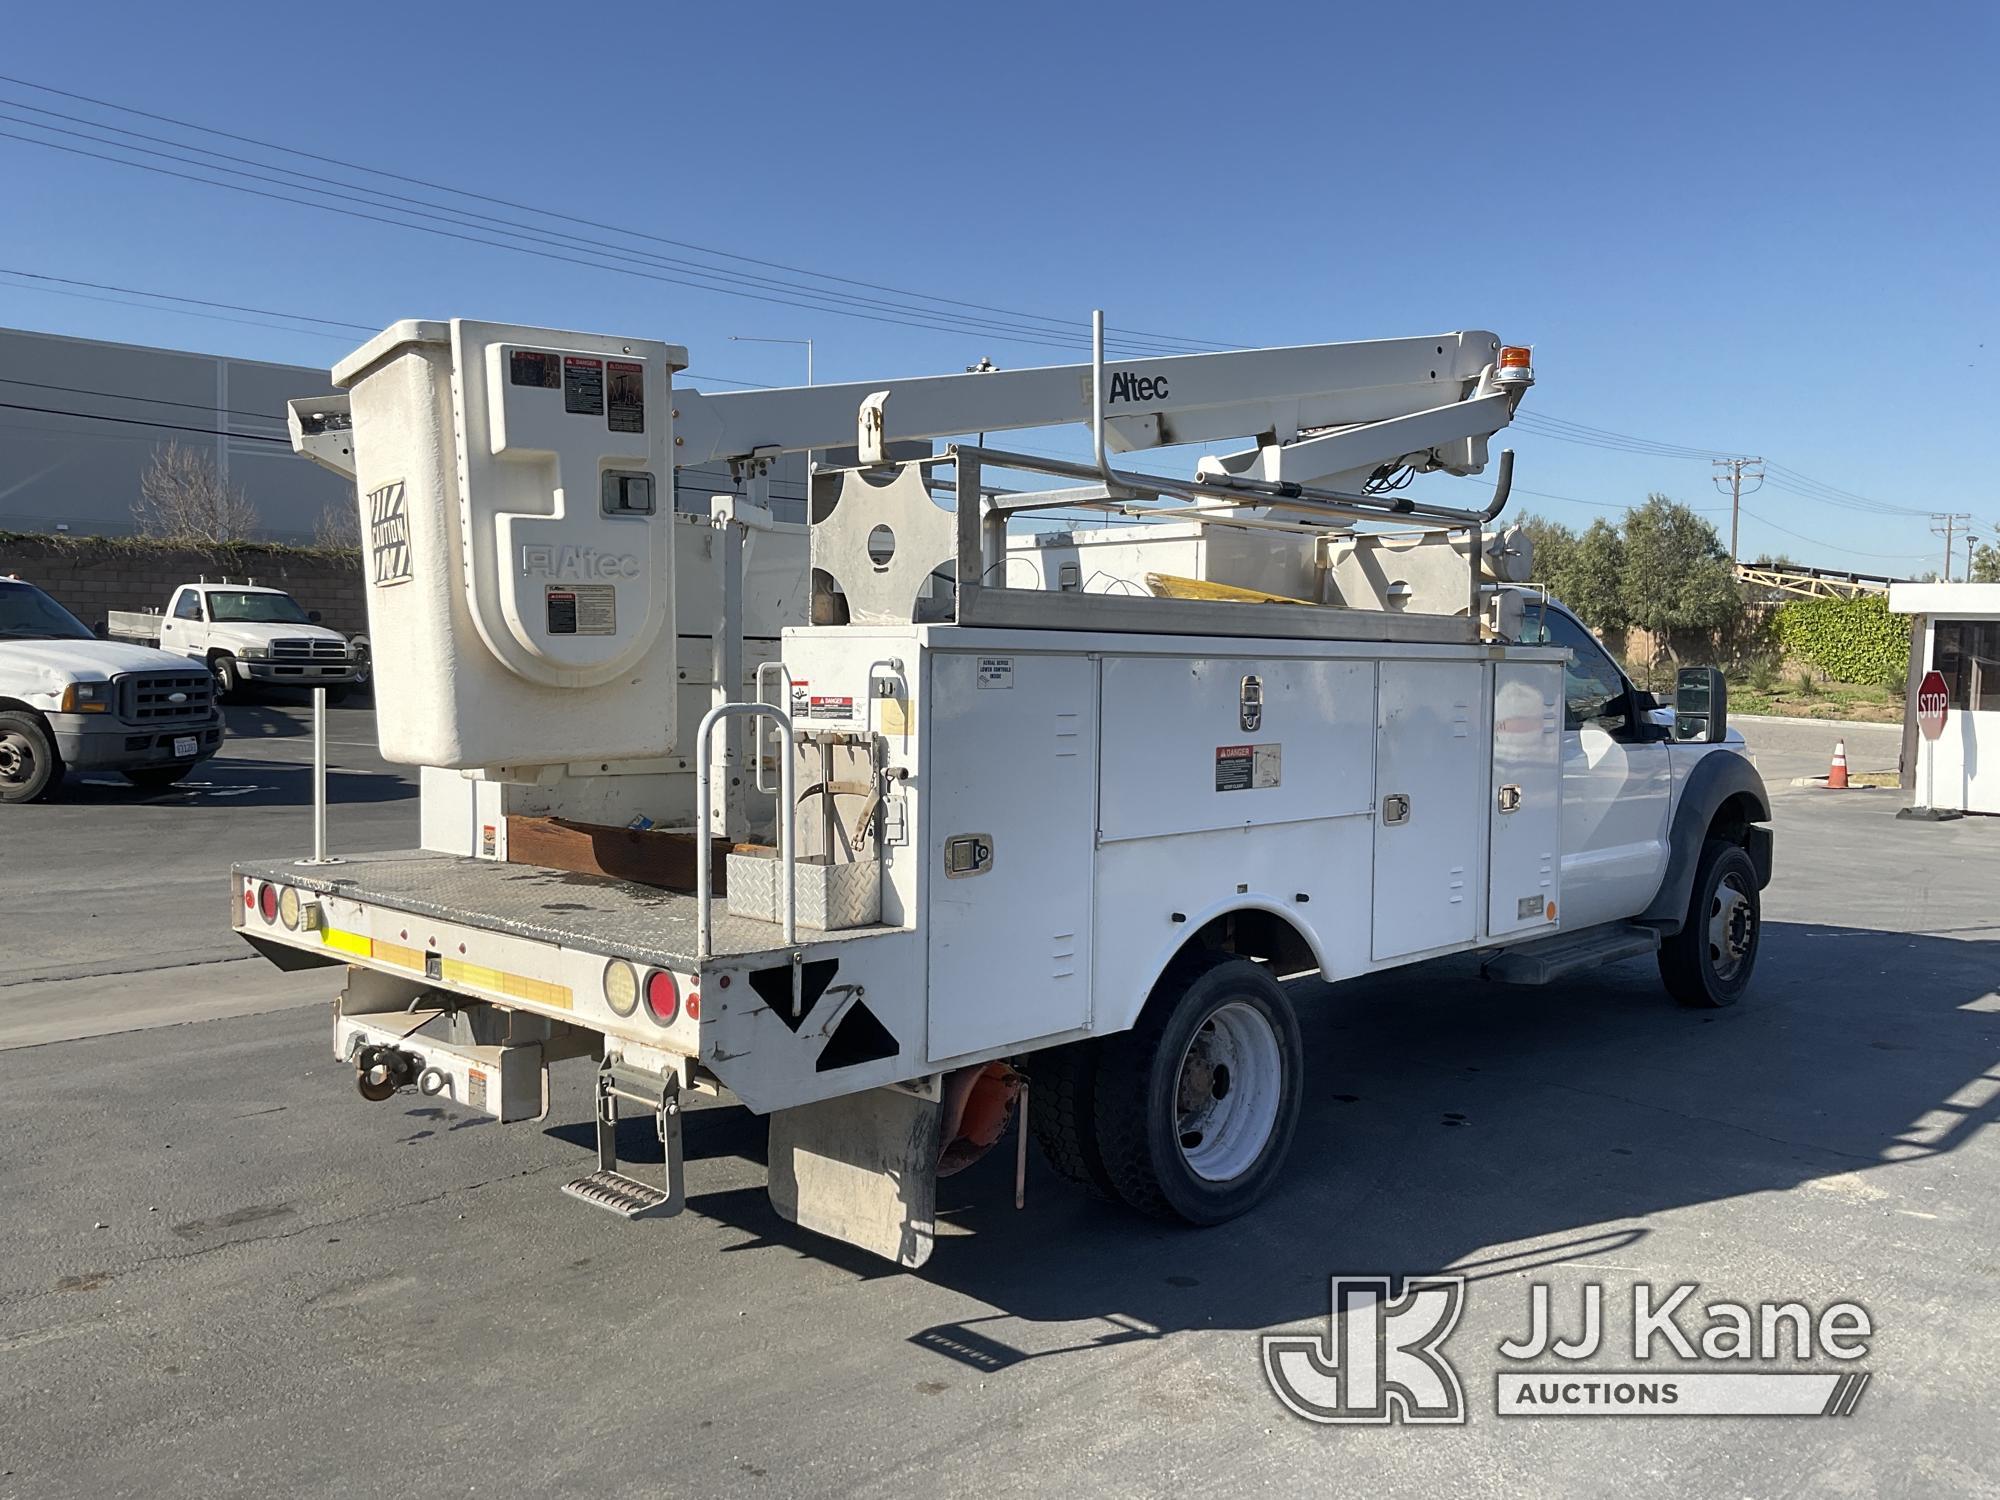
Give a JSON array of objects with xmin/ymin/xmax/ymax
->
[
  {"xmin": 564, "ymin": 1169, "xmax": 676, "ymax": 1219},
  {"xmin": 1482, "ymin": 923, "xmax": 1661, "ymax": 985},
  {"xmin": 563, "ymin": 1059, "xmax": 684, "ymax": 1219}
]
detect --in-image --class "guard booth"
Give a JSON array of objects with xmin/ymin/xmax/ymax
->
[{"xmin": 1890, "ymin": 583, "xmax": 2000, "ymax": 814}]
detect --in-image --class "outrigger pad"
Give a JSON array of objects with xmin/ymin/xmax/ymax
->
[{"xmin": 767, "ymin": 1086, "xmax": 940, "ymax": 1268}]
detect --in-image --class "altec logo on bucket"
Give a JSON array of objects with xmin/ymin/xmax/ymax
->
[
  {"xmin": 1263, "ymin": 1277, "xmax": 1874, "ymax": 1424},
  {"xmin": 519, "ymin": 543, "xmax": 641, "ymax": 580}
]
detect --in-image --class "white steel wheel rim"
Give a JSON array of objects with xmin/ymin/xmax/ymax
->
[
  {"xmin": 1708, "ymin": 873, "xmax": 1754, "ymax": 982},
  {"xmin": 1174, "ymin": 1000, "xmax": 1284, "ymax": 1183}
]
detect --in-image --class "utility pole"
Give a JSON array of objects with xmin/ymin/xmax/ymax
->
[
  {"xmin": 1930, "ymin": 513, "xmax": 1971, "ymax": 580},
  {"xmin": 1711, "ymin": 456, "xmax": 1764, "ymax": 562}
]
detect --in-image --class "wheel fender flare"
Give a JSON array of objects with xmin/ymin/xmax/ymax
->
[
  {"xmin": 1106, "ymin": 897, "xmax": 1327, "ymax": 1039},
  {"xmin": 1640, "ymin": 752, "xmax": 1771, "ymax": 933}
]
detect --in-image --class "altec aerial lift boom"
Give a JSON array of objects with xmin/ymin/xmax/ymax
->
[{"xmin": 242, "ymin": 314, "xmax": 1757, "ymax": 1265}]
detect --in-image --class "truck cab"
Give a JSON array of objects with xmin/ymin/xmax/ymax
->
[
  {"xmin": 0, "ymin": 576, "xmax": 223, "ymax": 803},
  {"xmin": 156, "ymin": 583, "xmax": 361, "ymax": 701}
]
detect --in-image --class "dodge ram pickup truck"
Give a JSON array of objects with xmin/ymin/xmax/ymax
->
[{"xmin": 108, "ymin": 581, "xmax": 362, "ymax": 702}]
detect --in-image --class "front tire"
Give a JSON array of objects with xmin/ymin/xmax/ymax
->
[
  {"xmin": 1092, "ymin": 955, "xmax": 1303, "ymax": 1225},
  {"xmin": 0, "ymin": 712, "xmax": 62, "ymax": 803},
  {"xmin": 1659, "ymin": 839, "xmax": 1761, "ymax": 1008},
  {"xmin": 211, "ymin": 654, "xmax": 241, "ymax": 701}
]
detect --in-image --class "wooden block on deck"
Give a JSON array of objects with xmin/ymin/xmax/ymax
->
[{"xmin": 504, "ymin": 816, "xmax": 729, "ymax": 894}]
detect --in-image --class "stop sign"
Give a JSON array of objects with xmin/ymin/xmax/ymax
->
[{"xmin": 1917, "ymin": 669, "xmax": 1950, "ymax": 740}]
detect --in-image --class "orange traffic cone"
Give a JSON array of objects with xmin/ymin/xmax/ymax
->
[{"xmin": 1826, "ymin": 740, "xmax": 1849, "ymax": 789}]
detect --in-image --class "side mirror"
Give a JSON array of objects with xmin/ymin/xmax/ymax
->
[
  {"xmin": 307, "ymin": 610, "xmax": 323, "ymax": 624},
  {"xmin": 1674, "ymin": 666, "xmax": 1728, "ymax": 743}
]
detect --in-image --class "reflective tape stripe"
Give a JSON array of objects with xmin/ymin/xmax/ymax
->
[
  {"xmin": 320, "ymin": 929, "xmax": 572, "ymax": 1012},
  {"xmin": 321, "ymin": 927, "xmax": 371, "ymax": 958}
]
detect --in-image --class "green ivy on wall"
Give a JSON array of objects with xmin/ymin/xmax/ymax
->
[{"xmin": 1774, "ymin": 594, "xmax": 1911, "ymax": 688}]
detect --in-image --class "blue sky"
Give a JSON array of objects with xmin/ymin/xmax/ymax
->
[{"xmin": 2, "ymin": 0, "xmax": 1993, "ymax": 572}]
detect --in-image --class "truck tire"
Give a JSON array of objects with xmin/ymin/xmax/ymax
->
[
  {"xmin": 125, "ymin": 765, "xmax": 193, "ymax": 791},
  {"xmin": 0, "ymin": 711, "xmax": 61, "ymax": 804},
  {"xmin": 1658, "ymin": 839, "xmax": 1761, "ymax": 1008},
  {"xmin": 1092, "ymin": 955, "xmax": 1303, "ymax": 1225},
  {"xmin": 1027, "ymin": 1042, "xmax": 1116, "ymax": 1199},
  {"xmin": 211, "ymin": 654, "xmax": 241, "ymax": 701}
]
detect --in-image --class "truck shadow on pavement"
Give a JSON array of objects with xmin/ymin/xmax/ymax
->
[
  {"xmin": 621, "ymin": 918, "xmax": 2000, "ymax": 1367},
  {"xmin": 60, "ymin": 759, "xmax": 415, "ymax": 808}
]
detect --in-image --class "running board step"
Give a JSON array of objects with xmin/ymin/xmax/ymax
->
[
  {"xmin": 1483, "ymin": 924, "xmax": 1661, "ymax": 985},
  {"xmin": 564, "ymin": 1169, "xmax": 678, "ymax": 1219}
]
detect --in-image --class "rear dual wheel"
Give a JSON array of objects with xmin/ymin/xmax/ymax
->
[{"xmin": 1035, "ymin": 955, "xmax": 1303, "ymax": 1226}]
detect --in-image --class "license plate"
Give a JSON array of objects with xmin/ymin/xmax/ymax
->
[{"xmin": 173, "ymin": 736, "xmax": 198, "ymax": 758}]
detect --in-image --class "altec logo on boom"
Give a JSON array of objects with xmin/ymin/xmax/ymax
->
[
  {"xmin": 1105, "ymin": 370, "xmax": 1169, "ymax": 404},
  {"xmin": 1264, "ymin": 1277, "xmax": 1874, "ymax": 1423}
]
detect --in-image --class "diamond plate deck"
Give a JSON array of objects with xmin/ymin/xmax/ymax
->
[{"xmin": 232, "ymin": 849, "xmax": 899, "ymax": 970}]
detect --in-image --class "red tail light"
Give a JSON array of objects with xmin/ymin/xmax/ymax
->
[
  {"xmin": 258, "ymin": 883, "xmax": 279, "ymax": 922},
  {"xmin": 644, "ymin": 969, "xmax": 680, "ymax": 1025}
]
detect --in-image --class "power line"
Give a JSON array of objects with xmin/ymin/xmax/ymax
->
[
  {"xmin": 0, "ymin": 102, "xmax": 1219, "ymax": 357},
  {"xmin": 0, "ymin": 373, "xmax": 288, "ymax": 423},
  {"xmin": 0, "ymin": 267, "xmax": 373, "ymax": 331},
  {"xmin": 0, "ymin": 76, "xmax": 1237, "ymax": 358},
  {"xmin": 0, "ymin": 398, "xmax": 289, "ymax": 443}
]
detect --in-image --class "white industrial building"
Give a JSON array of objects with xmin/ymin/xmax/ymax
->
[
  {"xmin": 0, "ymin": 326, "xmax": 353, "ymax": 542},
  {"xmin": 0, "ymin": 325, "xmax": 807, "ymax": 543}
]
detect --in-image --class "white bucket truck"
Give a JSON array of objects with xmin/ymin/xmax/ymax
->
[{"xmin": 237, "ymin": 317, "xmax": 1771, "ymax": 1265}]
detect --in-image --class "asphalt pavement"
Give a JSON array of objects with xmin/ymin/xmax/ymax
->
[{"xmin": 2, "ymin": 706, "xmax": 1996, "ymax": 1498}]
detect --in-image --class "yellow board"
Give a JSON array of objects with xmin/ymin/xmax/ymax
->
[{"xmin": 1144, "ymin": 571, "xmax": 1318, "ymax": 607}]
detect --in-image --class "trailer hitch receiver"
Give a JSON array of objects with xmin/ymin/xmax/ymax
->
[{"xmin": 352, "ymin": 1042, "xmax": 422, "ymax": 1102}]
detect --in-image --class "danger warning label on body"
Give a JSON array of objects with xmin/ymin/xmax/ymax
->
[
  {"xmin": 607, "ymin": 360, "xmax": 645, "ymax": 433},
  {"xmin": 564, "ymin": 356, "xmax": 605, "ymax": 416},
  {"xmin": 1215, "ymin": 743, "xmax": 1282, "ymax": 792}
]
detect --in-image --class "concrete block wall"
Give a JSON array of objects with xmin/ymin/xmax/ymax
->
[{"xmin": 0, "ymin": 535, "xmax": 368, "ymax": 639}]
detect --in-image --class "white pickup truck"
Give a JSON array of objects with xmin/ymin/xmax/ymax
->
[
  {"xmin": 0, "ymin": 575, "xmax": 224, "ymax": 802},
  {"xmin": 109, "ymin": 581, "xmax": 363, "ymax": 702}
]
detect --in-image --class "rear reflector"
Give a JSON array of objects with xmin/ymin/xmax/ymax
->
[{"xmin": 258, "ymin": 883, "xmax": 279, "ymax": 922}]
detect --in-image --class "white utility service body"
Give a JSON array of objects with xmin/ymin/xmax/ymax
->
[
  {"xmin": 237, "ymin": 316, "xmax": 1772, "ymax": 1265},
  {"xmin": 109, "ymin": 581, "xmax": 363, "ymax": 699}
]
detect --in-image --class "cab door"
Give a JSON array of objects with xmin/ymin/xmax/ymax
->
[
  {"xmin": 160, "ymin": 587, "xmax": 205, "ymax": 659},
  {"xmin": 1532, "ymin": 604, "xmax": 1671, "ymax": 929}
]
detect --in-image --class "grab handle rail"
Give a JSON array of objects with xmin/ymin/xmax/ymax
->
[{"xmin": 694, "ymin": 701, "xmax": 796, "ymax": 959}]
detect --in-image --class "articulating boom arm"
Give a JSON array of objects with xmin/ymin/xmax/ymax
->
[{"xmin": 675, "ymin": 325, "xmax": 1530, "ymax": 493}]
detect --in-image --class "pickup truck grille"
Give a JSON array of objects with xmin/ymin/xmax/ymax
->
[
  {"xmin": 270, "ymin": 638, "xmax": 349, "ymax": 661},
  {"xmin": 121, "ymin": 671, "xmax": 215, "ymax": 722}
]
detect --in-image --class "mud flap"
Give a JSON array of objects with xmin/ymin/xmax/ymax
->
[{"xmin": 767, "ymin": 1085, "xmax": 940, "ymax": 1268}]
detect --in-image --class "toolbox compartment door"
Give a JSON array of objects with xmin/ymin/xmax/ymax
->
[
  {"xmin": 923, "ymin": 650, "xmax": 1098, "ymax": 1062},
  {"xmin": 1487, "ymin": 660, "xmax": 1563, "ymax": 938},
  {"xmin": 1372, "ymin": 659, "xmax": 1486, "ymax": 961}
]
